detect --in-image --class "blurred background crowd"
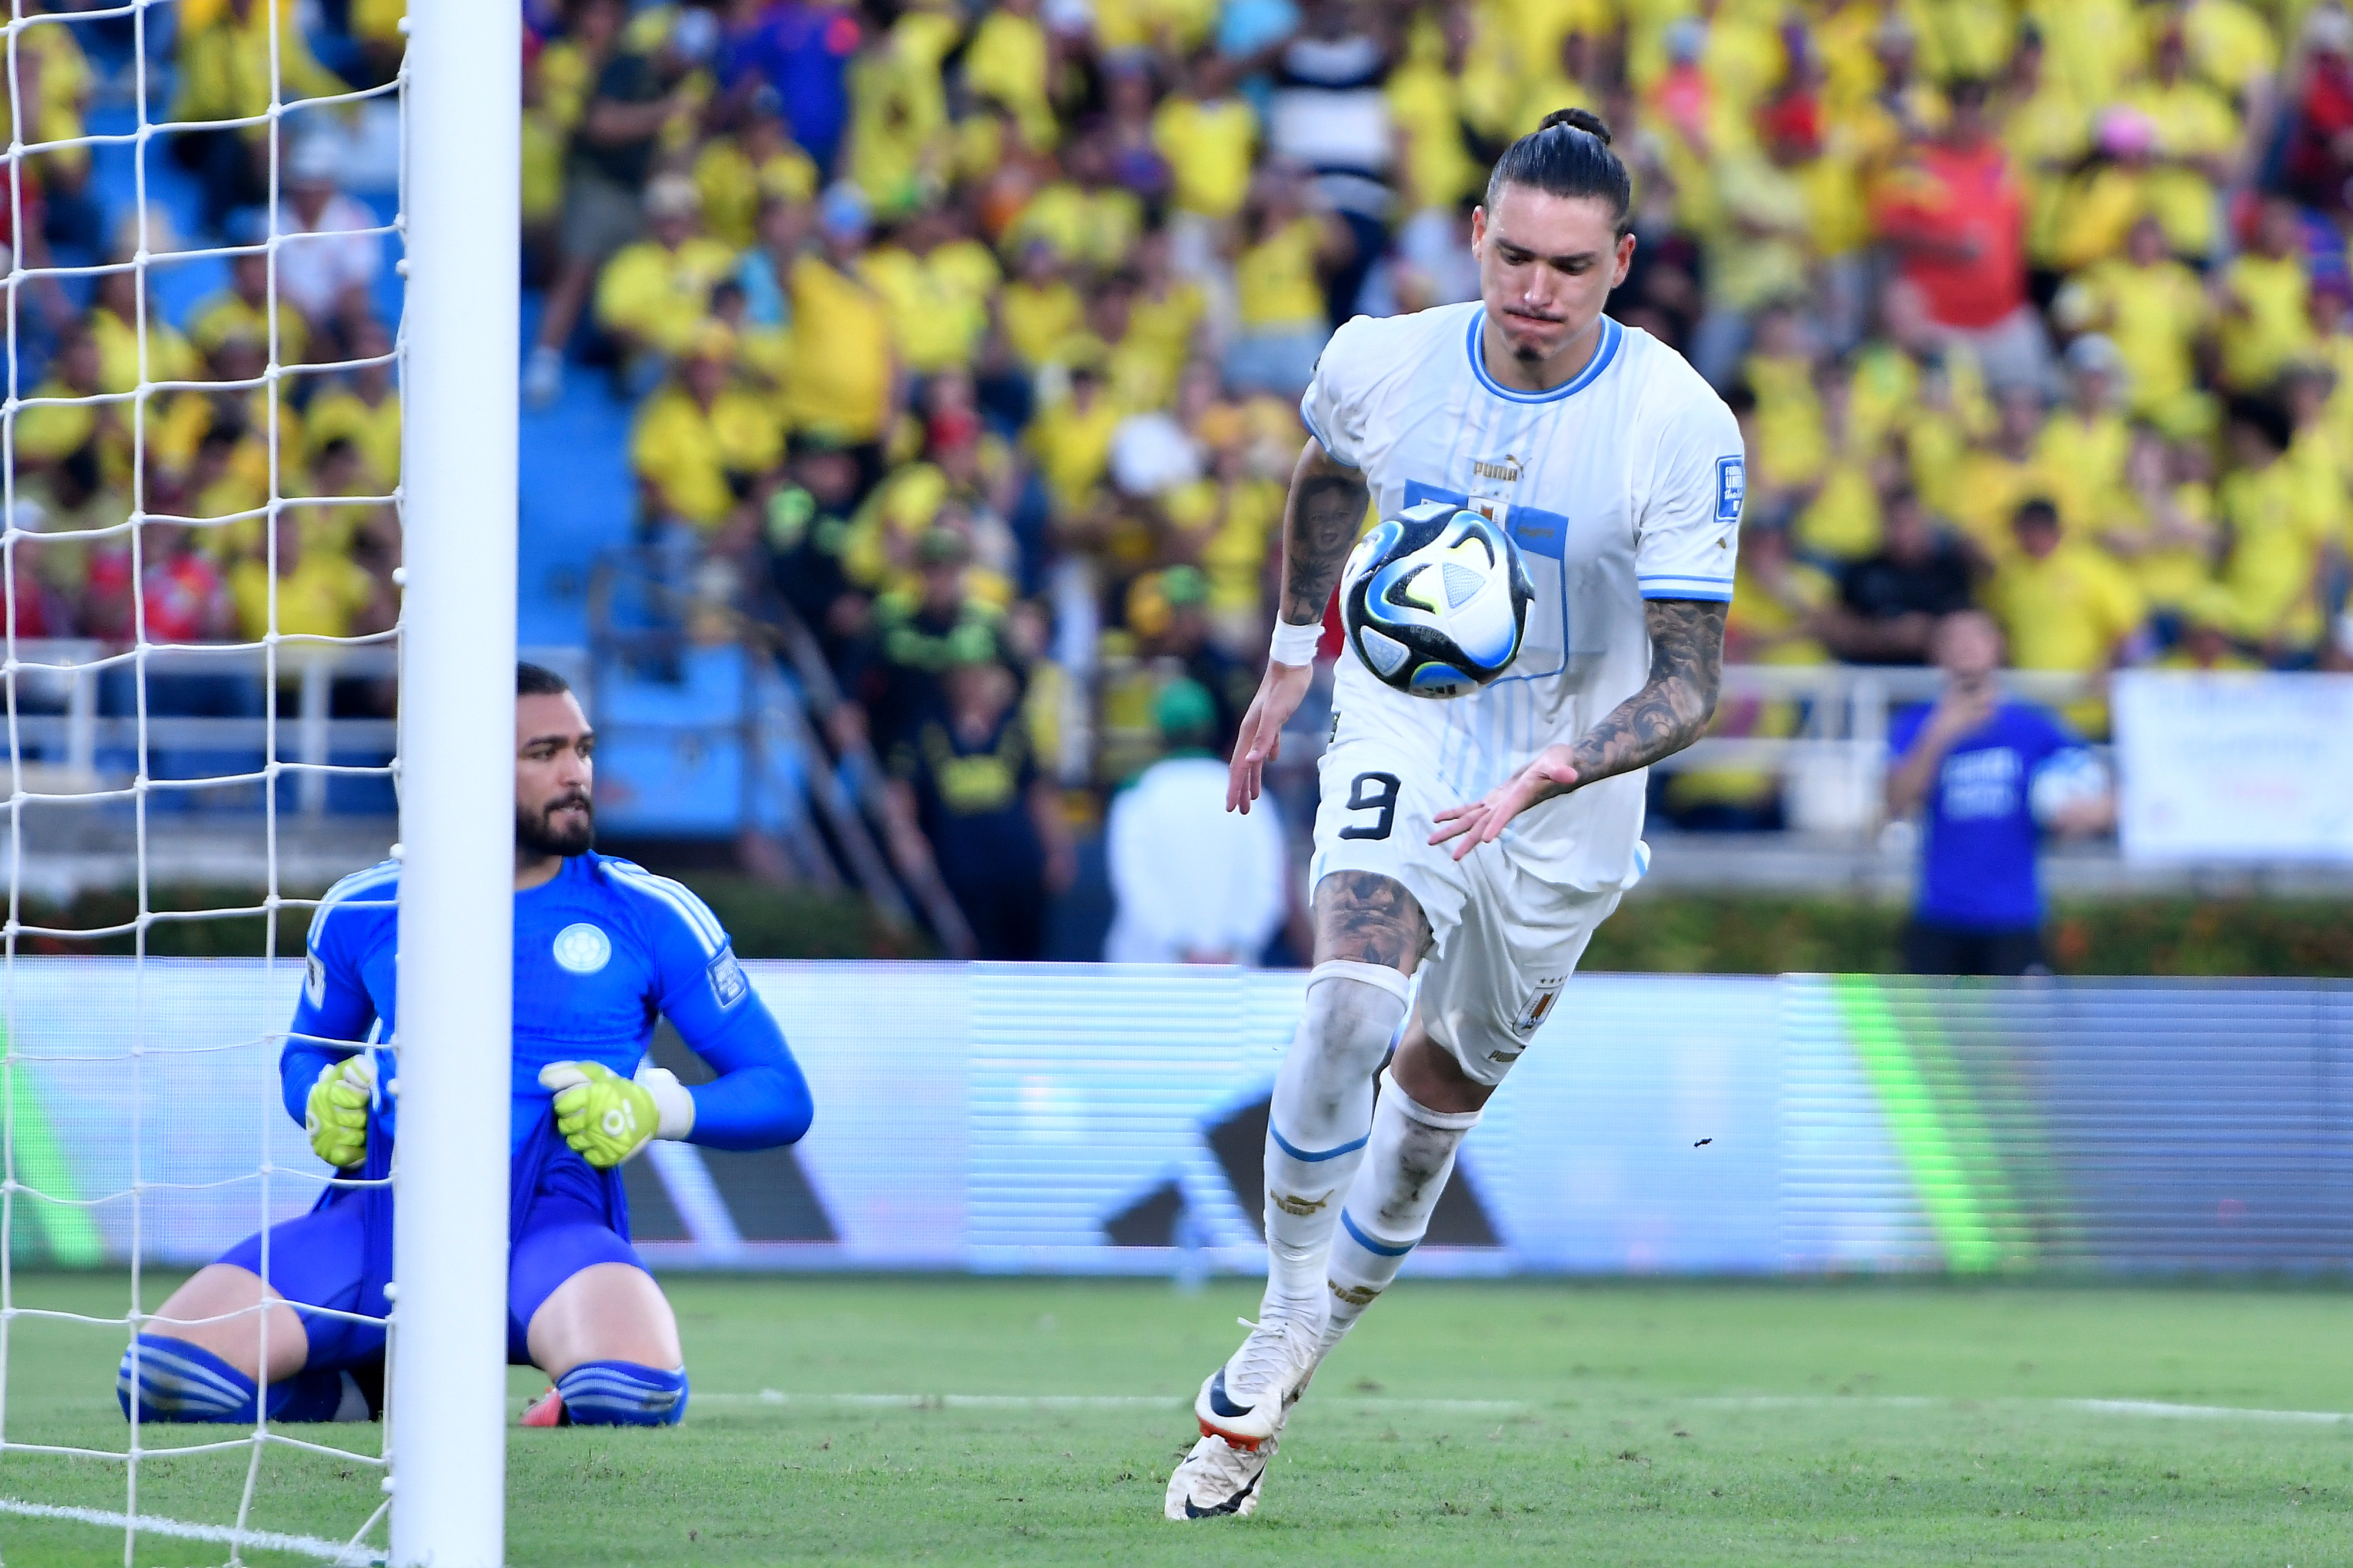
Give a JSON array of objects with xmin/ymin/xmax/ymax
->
[
  {"xmin": 9, "ymin": 0, "xmax": 2353, "ymax": 963},
  {"xmin": 2, "ymin": 1, "xmax": 405, "ymax": 669},
  {"xmin": 508, "ymin": 0, "xmax": 2353, "ymax": 952}
]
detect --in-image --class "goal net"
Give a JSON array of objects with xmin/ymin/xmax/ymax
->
[{"xmin": 0, "ymin": 1, "xmax": 514, "ymax": 1563}]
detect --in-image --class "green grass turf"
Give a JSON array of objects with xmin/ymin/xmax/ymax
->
[{"xmin": 0, "ymin": 1273, "xmax": 2347, "ymax": 1566}]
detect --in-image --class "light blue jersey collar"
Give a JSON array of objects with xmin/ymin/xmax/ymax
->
[{"xmin": 1465, "ymin": 311, "xmax": 1623, "ymax": 404}]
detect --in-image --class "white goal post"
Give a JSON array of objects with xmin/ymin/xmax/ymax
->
[{"xmin": 394, "ymin": 0, "xmax": 519, "ymax": 1564}]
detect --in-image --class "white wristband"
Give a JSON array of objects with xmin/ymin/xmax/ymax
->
[
  {"xmin": 1268, "ymin": 617, "xmax": 1323, "ymax": 667},
  {"xmin": 636, "ymin": 1065, "xmax": 697, "ymax": 1141}
]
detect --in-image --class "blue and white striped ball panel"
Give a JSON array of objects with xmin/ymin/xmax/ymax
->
[{"xmin": 1357, "ymin": 625, "xmax": 1412, "ymax": 679}]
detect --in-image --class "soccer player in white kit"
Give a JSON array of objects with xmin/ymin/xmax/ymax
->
[{"xmin": 1164, "ymin": 109, "xmax": 1745, "ymax": 1519}]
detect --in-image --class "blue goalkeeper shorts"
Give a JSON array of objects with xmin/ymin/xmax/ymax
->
[{"xmin": 217, "ymin": 1119, "xmax": 642, "ymax": 1371}]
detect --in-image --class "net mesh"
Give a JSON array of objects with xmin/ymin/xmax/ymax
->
[{"xmin": 0, "ymin": 1, "xmax": 405, "ymax": 1561}]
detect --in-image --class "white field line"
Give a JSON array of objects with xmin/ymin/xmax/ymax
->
[
  {"xmin": 1694, "ymin": 1395, "xmax": 2353, "ymax": 1424},
  {"xmin": 699, "ymin": 1391, "xmax": 2353, "ymax": 1424},
  {"xmin": 692, "ymin": 1390, "xmax": 1525, "ymax": 1412},
  {"xmin": 2058, "ymin": 1399, "xmax": 2353, "ymax": 1425},
  {"xmin": 0, "ymin": 1496, "xmax": 380, "ymax": 1564}
]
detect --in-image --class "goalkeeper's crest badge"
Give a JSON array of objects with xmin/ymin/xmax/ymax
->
[
  {"xmin": 552, "ymin": 922, "xmax": 612, "ymax": 974},
  {"xmin": 708, "ymin": 949, "xmax": 748, "ymax": 1008}
]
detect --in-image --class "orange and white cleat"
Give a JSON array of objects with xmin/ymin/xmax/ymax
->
[{"xmin": 519, "ymin": 1386, "xmax": 569, "ymax": 1427}]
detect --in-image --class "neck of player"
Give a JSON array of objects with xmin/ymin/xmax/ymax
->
[
  {"xmin": 1480, "ymin": 311, "xmax": 1605, "ymax": 395},
  {"xmin": 516, "ymin": 848, "xmax": 562, "ymax": 892}
]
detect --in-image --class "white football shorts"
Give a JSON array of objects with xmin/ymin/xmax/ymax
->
[{"xmin": 1307, "ymin": 725, "xmax": 1644, "ymax": 1087}]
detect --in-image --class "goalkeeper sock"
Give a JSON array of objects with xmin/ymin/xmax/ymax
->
[
  {"xmin": 555, "ymin": 1360, "xmax": 689, "ymax": 1427},
  {"xmin": 1320, "ymin": 1071, "xmax": 1480, "ymax": 1355},
  {"xmin": 116, "ymin": 1335, "xmax": 360, "ymax": 1424},
  {"xmin": 1259, "ymin": 961, "xmax": 1410, "ymax": 1322}
]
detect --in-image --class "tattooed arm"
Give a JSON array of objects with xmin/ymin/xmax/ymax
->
[
  {"xmin": 1562, "ymin": 598, "xmax": 1727, "ymax": 785},
  {"xmin": 1427, "ymin": 598, "xmax": 1727, "ymax": 859},
  {"xmin": 1227, "ymin": 438, "xmax": 1372, "ymax": 814},
  {"xmin": 1276, "ymin": 439, "xmax": 1374, "ymax": 631}
]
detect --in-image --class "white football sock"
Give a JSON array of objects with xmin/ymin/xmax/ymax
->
[
  {"xmin": 1259, "ymin": 960, "xmax": 1411, "ymax": 1322},
  {"xmin": 1322, "ymin": 1069, "xmax": 1481, "ymax": 1352}
]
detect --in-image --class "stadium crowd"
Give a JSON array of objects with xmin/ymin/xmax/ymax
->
[
  {"xmin": 16, "ymin": 0, "xmax": 2353, "ymax": 949},
  {"xmin": 506, "ymin": 0, "xmax": 2353, "ymax": 928},
  {"xmin": 4, "ymin": 1, "xmax": 404, "ymax": 667}
]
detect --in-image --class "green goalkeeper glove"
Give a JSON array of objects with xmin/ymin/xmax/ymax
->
[
  {"xmin": 540, "ymin": 1060, "xmax": 689, "ymax": 1167},
  {"xmin": 304, "ymin": 1056, "xmax": 375, "ymax": 1170}
]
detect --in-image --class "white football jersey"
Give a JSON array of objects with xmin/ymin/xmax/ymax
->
[{"xmin": 1299, "ymin": 303, "xmax": 1745, "ymax": 889}]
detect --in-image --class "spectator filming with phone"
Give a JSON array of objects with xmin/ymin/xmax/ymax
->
[{"xmin": 1885, "ymin": 609, "xmax": 2115, "ymax": 976}]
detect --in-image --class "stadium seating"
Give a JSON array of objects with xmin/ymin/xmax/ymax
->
[{"xmin": 41, "ymin": 0, "xmax": 2353, "ymax": 939}]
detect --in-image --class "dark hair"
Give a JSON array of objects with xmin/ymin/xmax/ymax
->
[
  {"xmin": 1485, "ymin": 108, "xmax": 1633, "ymax": 237},
  {"xmin": 2225, "ymin": 393, "xmax": 2293, "ymax": 453},
  {"xmin": 518, "ymin": 661, "xmax": 571, "ymax": 698},
  {"xmin": 2011, "ymin": 497, "xmax": 2061, "ymax": 530}
]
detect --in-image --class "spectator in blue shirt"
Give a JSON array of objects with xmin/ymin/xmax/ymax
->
[
  {"xmin": 1885, "ymin": 611, "xmax": 2114, "ymax": 976},
  {"xmin": 721, "ymin": 0, "xmax": 858, "ymax": 177}
]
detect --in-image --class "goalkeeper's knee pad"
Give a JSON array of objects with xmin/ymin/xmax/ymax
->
[
  {"xmin": 116, "ymin": 1335, "xmax": 361, "ymax": 1424},
  {"xmin": 556, "ymin": 1360, "xmax": 688, "ymax": 1427}
]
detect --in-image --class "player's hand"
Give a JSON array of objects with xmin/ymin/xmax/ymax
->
[
  {"xmin": 1228, "ymin": 659, "xmax": 1314, "ymax": 813},
  {"xmin": 1429, "ymin": 745, "xmax": 1581, "ymax": 861},
  {"xmin": 304, "ymin": 1057, "xmax": 374, "ymax": 1170},
  {"xmin": 540, "ymin": 1061, "xmax": 658, "ymax": 1167}
]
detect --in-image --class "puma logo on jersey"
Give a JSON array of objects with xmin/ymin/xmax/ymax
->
[{"xmin": 1471, "ymin": 456, "xmax": 1522, "ymax": 483}]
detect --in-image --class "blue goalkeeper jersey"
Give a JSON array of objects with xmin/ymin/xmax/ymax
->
[{"xmin": 282, "ymin": 852, "xmax": 811, "ymax": 1153}]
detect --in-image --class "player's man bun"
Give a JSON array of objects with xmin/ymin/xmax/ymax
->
[
  {"xmin": 1538, "ymin": 106, "xmax": 1612, "ymax": 145},
  {"xmin": 1488, "ymin": 107, "xmax": 1634, "ymax": 236}
]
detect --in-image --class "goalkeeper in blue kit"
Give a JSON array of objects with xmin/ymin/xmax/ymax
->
[{"xmin": 119, "ymin": 663, "xmax": 814, "ymax": 1429}]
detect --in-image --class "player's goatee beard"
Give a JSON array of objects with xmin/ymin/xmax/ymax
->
[{"xmin": 518, "ymin": 797, "xmax": 594, "ymax": 858}]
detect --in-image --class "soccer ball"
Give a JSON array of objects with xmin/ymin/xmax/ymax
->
[{"xmin": 1339, "ymin": 501, "xmax": 1534, "ymax": 698}]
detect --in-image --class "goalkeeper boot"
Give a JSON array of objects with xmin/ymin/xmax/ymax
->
[
  {"xmin": 1164, "ymin": 1425, "xmax": 1282, "ymax": 1520},
  {"xmin": 1191, "ymin": 1309, "xmax": 1322, "ymax": 1448}
]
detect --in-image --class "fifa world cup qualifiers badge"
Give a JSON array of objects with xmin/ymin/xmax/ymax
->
[
  {"xmin": 707, "ymin": 950, "xmax": 749, "ymax": 1008},
  {"xmin": 1715, "ymin": 455, "xmax": 1745, "ymax": 523}
]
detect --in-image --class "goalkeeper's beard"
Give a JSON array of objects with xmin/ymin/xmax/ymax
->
[{"xmin": 518, "ymin": 793, "xmax": 595, "ymax": 858}]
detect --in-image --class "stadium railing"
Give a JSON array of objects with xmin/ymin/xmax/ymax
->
[
  {"xmin": 9, "ymin": 639, "xmax": 398, "ymax": 815},
  {"xmin": 1652, "ymin": 665, "xmax": 2102, "ymax": 836},
  {"xmin": 579, "ymin": 547, "xmax": 981, "ymax": 955}
]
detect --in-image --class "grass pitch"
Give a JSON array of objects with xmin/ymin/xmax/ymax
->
[{"xmin": 0, "ymin": 1274, "xmax": 2347, "ymax": 1566}]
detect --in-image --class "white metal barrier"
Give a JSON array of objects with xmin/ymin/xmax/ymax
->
[
  {"xmin": 0, "ymin": 645, "xmax": 2100, "ymax": 831},
  {"xmin": 5, "ymin": 639, "xmax": 397, "ymax": 814},
  {"xmin": 1652, "ymin": 665, "xmax": 2101, "ymax": 835}
]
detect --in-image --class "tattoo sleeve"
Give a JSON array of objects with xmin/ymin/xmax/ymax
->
[
  {"xmin": 1564, "ymin": 598, "xmax": 1727, "ymax": 788},
  {"xmin": 1279, "ymin": 441, "xmax": 1372, "ymax": 626},
  {"xmin": 1311, "ymin": 870, "xmax": 1432, "ymax": 971}
]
